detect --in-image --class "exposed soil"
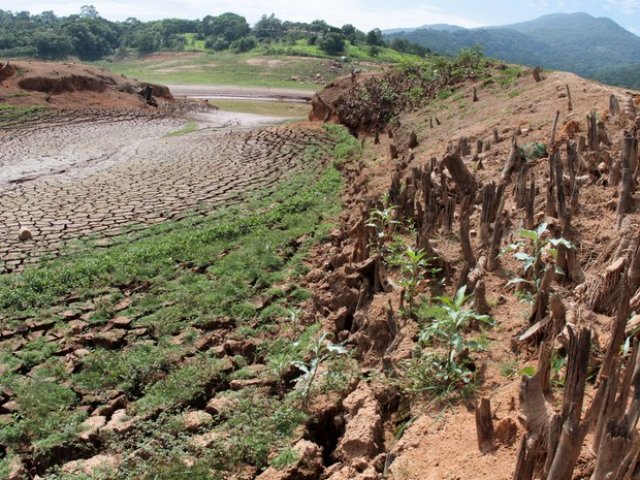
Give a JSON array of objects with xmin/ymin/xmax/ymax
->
[
  {"xmin": 0, "ymin": 110, "xmax": 328, "ymax": 272},
  {"xmin": 298, "ymin": 66, "xmax": 640, "ymax": 480},
  {"xmin": 0, "ymin": 60, "xmax": 174, "ymax": 111},
  {"xmin": 4, "ymin": 56, "xmax": 640, "ymax": 479},
  {"xmin": 0, "ymin": 61, "xmax": 327, "ymax": 273}
]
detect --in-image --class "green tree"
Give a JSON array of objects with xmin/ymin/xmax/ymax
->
[
  {"xmin": 79, "ymin": 5, "xmax": 99, "ymax": 19},
  {"xmin": 254, "ymin": 13, "xmax": 283, "ymax": 40},
  {"xmin": 135, "ymin": 30, "xmax": 160, "ymax": 54},
  {"xmin": 366, "ymin": 28, "xmax": 385, "ymax": 46},
  {"xmin": 318, "ymin": 32, "xmax": 345, "ymax": 55},
  {"xmin": 34, "ymin": 31, "xmax": 73, "ymax": 59},
  {"xmin": 231, "ymin": 35, "xmax": 257, "ymax": 53},
  {"xmin": 206, "ymin": 12, "xmax": 249, "ymax": 42}
]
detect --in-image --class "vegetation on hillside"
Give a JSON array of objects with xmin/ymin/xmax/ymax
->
[
  {"xmin": 386, "ymin": 12, "xmax": 640, "ymax": 89},
  {"xmin": 0, "ymin": 6, "xmax": 427, "ymax": 62}
]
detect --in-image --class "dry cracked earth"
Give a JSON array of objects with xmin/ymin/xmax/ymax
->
[{"xmin": 0, "ymin": 108, "xmax": 327, "ymax": 272}]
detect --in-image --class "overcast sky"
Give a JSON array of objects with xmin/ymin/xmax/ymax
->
[{"xmin": 8, "ymin": 0, "xmax": 640, "ymax": 33}]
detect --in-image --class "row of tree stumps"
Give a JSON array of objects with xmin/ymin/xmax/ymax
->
[
  {"xmin": 358, "ymin": 85, "xmax": 640, "ymax": 478},
  {"xmin": 349, "ymin": 83, "xmax": 640, "ymax": 478},
  {"xmin": 477, "ymin": 95, "xmax": 640, "ymax": 478}
]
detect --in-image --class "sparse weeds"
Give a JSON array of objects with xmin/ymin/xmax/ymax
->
[
  {"xmin": 497, "ymin": 65, "xmax": 523, "ymax": 88},
  {"xmin": 291, "ymin": 331, "xmax": 349, "ymax": 405}
]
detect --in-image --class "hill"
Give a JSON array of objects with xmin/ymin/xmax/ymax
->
[
  {"xmin": 387, "ymin": 12, "xmax": 640, "ymax": 88},
  {"xmin": 4, "ymin": 46, "xmax": 640, "ymax": 478}
]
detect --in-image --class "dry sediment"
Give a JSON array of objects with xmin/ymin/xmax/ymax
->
[{"xmin": 0, "ymin": 110, "xmax": 329, "ymax": 271}]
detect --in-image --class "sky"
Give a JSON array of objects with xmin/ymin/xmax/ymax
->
[{"xmin": 5, "ymin": 0, "xmax": 640, "ymax": 33}]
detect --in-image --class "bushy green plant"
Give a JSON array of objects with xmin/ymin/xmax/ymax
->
[
  {"xmin": 366, "ymin": 195, "xmax": 399, "ymax": 261},
  {"xmin": 402, "ymin": 287, "xmax": 493, "ymax": 399},
  {"xmin": 390, "ymin": 246, "xmax": 438, "ymax": 308},
  {"xmin": 505, "ymin": 222, "xmax": 573, "ymax": 290}
]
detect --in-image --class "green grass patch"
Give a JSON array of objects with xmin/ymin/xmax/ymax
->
[
  {"xmin": 0, "ymin": 124, "xmax": 361, "ymax": 475},
  {"xmin": 0, "ymin": 103, "xmax": 48, "ymax": 126},
  {"xmin": 210, "ymin": 99, "xmax": 310, "ymax": 117},
  {"xmin": 165, "ymin": 120, "xmax": 198, "ymax": 136},
  {"xmin": 96, "ymin": 48, "xmax": 397, "ymax": 89}
]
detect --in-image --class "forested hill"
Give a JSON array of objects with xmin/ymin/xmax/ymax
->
[
  {"xmin": 0, "ymin": 6, "xmax": 426, "ymax": 61},
  {"xmin": 387, "ymin": 13, "xmax": 640, "ymax": 89}
]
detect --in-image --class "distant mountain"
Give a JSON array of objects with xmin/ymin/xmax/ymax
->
[
  {"xmin": 383, "ymin": 24, "xmax": 465, "ymax": 35},
  {"xmin": 420, "ymin": 24, "xmax": 467, "ymax": 32},
  {"xmin": 386, "ymin": 13, "xmax": 640, "ymax": 89}
]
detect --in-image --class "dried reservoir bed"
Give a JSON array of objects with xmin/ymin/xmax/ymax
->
[{"xmin": 0, "ymin": 109, "xmax": 329, "ymax": 272}]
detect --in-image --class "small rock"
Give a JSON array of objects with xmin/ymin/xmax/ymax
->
[
  {"xmin": 6, "ymin": 457, "xmax": 27, "ymax": 480},
  {"xmin": 127, "ymin": 327, "xmax": 148, "ymax": 337},
  {"xmin": 18, "ymin": 227, "xmax": 32, "ymax": 241},
  {"xmin": 92, "ymin": 329, "xmax": 127, "ymax": 348},
  {"xmin": 2, "ymin": 400, "xmax": 19, "ymax": 412},
  {"xmin": 190, "ymin": 430, "xmax": 223, "ymax": 449},
  {"xmin": 62, "ymin": 454, "xmax": 121, "ymax": 476},
  {"xmin": 256, "ymin": 439, "xmax": 323, "ymax": 480},
  {"xmin": 108, "ymin": 316, "xmax": 132, "ymax": 328},
  {"xmin": 68, "ymin": 320, "xmax": 87, "ymax": 334},
  {"xmin": 79, "ymin": 415, "xmax": 107, "ymax": 441},
  {"xmin": 74, "ymin": 348, "xmax": 91, "ymax": 358},
  {"xmin": 183, "ymin": 410, "xmax": 213, "ymax": 431},
  {"xmin": 206, "ymin": 394, "xmax": 238, "ymax": 417},
  {"xmin": 229, "ymin": 377, "xmax": 275, "ymax": 391},
  {"xmin": 93, "ymin": 393, "xmax": 128, "ymax": 417},
  {"xmin": 114, "ymin": 298, "xmax": 132, "ymax": 311},
  {"xmin": 102, "ymin": 409, "xmax": 135, "ymax": 435},
  {"xmin": 61, "ymin": 310, "xmax": 81, "ymax": 320}
]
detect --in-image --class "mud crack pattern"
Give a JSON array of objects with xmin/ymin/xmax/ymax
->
[{"xmin": 0, "ymin": 112, "xmax": 332, "ymax": 272}]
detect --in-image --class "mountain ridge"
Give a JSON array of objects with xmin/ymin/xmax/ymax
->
[{"xmin": 386, "ymin": 12, "xmax": 640, "ymax": 88}]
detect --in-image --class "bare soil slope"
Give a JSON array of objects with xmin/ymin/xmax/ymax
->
[
  {"xmin": 302, "ymin": 66, "xmax": 640, "ymax": 479},
  {"xmin": 0, "ymin": 60, "xmax": 171, "ymax": 111}
]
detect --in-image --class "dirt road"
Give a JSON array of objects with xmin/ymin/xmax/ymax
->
[{"xmin": 0, "ymin": 108, "xmax": 331, "ymax": 272}]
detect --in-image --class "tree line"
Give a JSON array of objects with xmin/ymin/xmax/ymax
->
[{"xmin": 0, "ymin": 6, "xmax": 429, "ymax": 61}]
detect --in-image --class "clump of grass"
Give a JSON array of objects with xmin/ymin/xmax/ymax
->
[
  {"xmin": 165, "ymin": 120, "xmax": 198, "ymax": 137},
  {"xmin": 0, "ymin": 104, "xmax": 48, "ymax": 126}
]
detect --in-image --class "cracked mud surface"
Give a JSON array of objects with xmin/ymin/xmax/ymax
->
[{"xmin": 0, "ymin": 109, "xmax": 330, "ymax": 272}]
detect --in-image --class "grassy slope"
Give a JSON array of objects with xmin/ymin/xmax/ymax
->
[
  {"xmin": 0, "ymin": 125, "xmax": 360, "ymax": 478},
  {"xmin": 97, "ymin": 43, "xmax": 417, "ymax": 89}
]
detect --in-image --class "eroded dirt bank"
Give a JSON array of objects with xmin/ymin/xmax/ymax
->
[{"xmin": 291, "ymin": 66, "xmax": 640, "ymax": 480}]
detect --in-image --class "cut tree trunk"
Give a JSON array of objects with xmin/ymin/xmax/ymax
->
[
  {"xmin": 443, "ymin": 153, "xmax": 476, "ymax": 195},
  {"xmin": 475, "ymin": 397, "xmax": 495, "ymax": 454}
]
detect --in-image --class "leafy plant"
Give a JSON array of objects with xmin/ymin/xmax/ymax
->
[
  {"xmin": 390, "ymin": 246, "xmax": 438, "ymax": 309},
  {"xmin": 505, "ymin": 222, "xmax": 573, "ymax": 290},
  {"xmin": 403, "ymin": 287, "xmax": 494, "ymax": 398},
  {"xmin": 292, "ymin": 331, "xmax": 348, "ymax": 405},
  {"xmin": 366, "ymin": 194, "xmax": 399, "ymax": 262}
]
